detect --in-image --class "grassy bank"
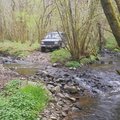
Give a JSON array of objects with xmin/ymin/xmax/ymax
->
[
  {"xmin": 50, "ymin": 49, "xmax": 98, "ymax": 68},
  {"xmin": 0, "ymin": 80, "xmax": 50, "ymax": 120},
  {"xmin": 0, "ymin": 40, "xmax": 40, "ymax": 57}
]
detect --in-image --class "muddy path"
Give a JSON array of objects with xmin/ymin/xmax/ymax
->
[{"xmin": 0, "ymin": 50, "xmax": 120, "ymax": 120}]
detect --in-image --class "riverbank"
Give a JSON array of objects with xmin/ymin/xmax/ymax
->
[
  {"xmin": 0, "ymin": 49, "xmax": 120, "ymax": 120},
  {"xmin": 0, "ymin": 40, "xmax": 39, "ymax": 58}
]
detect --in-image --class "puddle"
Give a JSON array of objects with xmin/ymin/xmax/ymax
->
[{"xmin": 4, "ymin": 63, "xmax": 38, "ymax": 76}]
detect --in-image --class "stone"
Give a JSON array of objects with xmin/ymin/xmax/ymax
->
[
  {"xmin": 101, "ymin": 61, "xmax": 105, "ymax": 64},
  {"xmin": 74, "ymin": 102, "xmax": 82, "ymax": 110},
  {"xmin": 116, "ymin": 70, "xmax": 120, "ymax": 75},
  {"xmin": 64, "ymin": 93, "xmax": 76, "ymax": 102},
  {"xmin": 52, "ymin": 63, "xmax": 61, "ymax": 67},
  {"xmin": 108, "ymin": 61, "xmax": 113, "ymax": 64},
  {"xmin": 47, "ymin": 84, "xmax": 54, "ymax": 91},
  {"xmin": 64, "ymin": 73, "xmax": 69, "ymax": 77},
  {"xmin": 53, "ymin": 86, "xmax": 61, "ymax": 93},
  {"xmin": 62, "ymin": 112, "xmax": 67, "ymax": 117},
  {"xmin": 42, "ymin": 71, "xmax": 48, "ymax": 75},
  {"xmin": 57, "ymin": 101, "xmax": 64, "ymax": 106},
  {"xmin": 57, "ymin": 93, "xmax": 65, "ymax": 98},
  {"xmin": 50, "ymin": 115, "xmax": 57, "ymax": 120},
  {"xmin": 69, "ymin": 97, "xmax": 76, "ymax": 102},
  {"xmin": 62, "ymin": 106, "xmax": 69, "ymax": 112},
  {"xmin": 41, "ymin": 117, "xmax": 47, "ymax": 120},
  {"xmin": 56, "ymin": 78, "xmax": 64, "ymax": 82},
  {"xmin": 72, "ymin": 107, "xmax": 81, "ymax": 112},
  {"xmin": 64, "ymin": 85, "xmax": 79, "ymax": 94}
]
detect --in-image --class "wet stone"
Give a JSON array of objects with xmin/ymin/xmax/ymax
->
[
  {"xmin": 72, "ymin": 107, "xmax": 81, "ymax": 112},
  {"xmin": 64, "ymin": 85, "xmax": 79, "ymax": 94},
  {"xmin": 74, "ymin": 102, "xmax": 82, "ymax": 110},
  {"xmin": 62, "ymin": 112, "xmax": 67, "ymax": 117}
]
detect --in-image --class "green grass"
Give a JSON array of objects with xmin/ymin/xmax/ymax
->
[
  {"xmin": 65, "ymin": 61, "xmax": 80, "ymax": 68},
  {"xmin": 0, "ymin": 40, "xmax": 39, "ymax": 57},
  {"xmin": 50, "ymin": 49, "xmax": 99, "ymax": 67},
  {"xmin": 0, "ymin": 80, "xmax": 50, "ymax": 120},
  {"xmin": 105, "ymin": 33, "xmax": 119, "ymax": 50},
  {"xmin": 50, "ymin": 48, "xmax": 71, "ymax": 63}
]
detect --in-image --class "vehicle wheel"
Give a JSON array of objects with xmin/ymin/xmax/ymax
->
[{"xmin": 41, "ymin": 47, "xmax": 46, "ymax": 52}]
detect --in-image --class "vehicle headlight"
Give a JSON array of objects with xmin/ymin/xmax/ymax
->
[
  {"xmin": 41, "ymin": 41, "xmax": 44, "ymax": 44},
  {"xmin": 54, "ymin": 41, "xmax": 58, "ymax": 44}
]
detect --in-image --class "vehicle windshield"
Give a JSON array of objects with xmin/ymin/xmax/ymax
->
[{"xmin": 45, "ymin": 33, "xmax": 61, "ymax": 39}]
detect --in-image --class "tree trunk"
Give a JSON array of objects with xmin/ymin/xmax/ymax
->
[
  {"xmin": 100, "ymin": 0, "xmax": 120, "ymax": 47},
  {"xmin": 115, "ymin": 0, "xmax": 120, "ymax": 13}
]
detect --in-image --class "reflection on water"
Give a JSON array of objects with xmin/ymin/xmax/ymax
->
[
  {"xmin": 66, "ymin": 96, "xmax": 98, "ymax": 120},
  {"xmin": 15, "ymin": 68, "xmax": 37, "ymax": 75},
  {"xmin": 4, "ymin": 63, "xmax": 38, "ymax": 75}
]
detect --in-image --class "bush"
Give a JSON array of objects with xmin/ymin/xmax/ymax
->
[
  {"xmin": 80, "ymin": 55, "xmax": 98, "ymax": 65},
  {"xmin": 65, "ymin": 61, "xmax": 80, "ymax": 68},
  {"xmin": 51, "ymin": 49, "xmax": 71, "ymax": 63},
  {"xmin": 0, "ymin": 80, "xmax": 50, "ymax": 120}
]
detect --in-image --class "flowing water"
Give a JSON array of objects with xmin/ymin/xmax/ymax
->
[
  {"xmin": 67, "ymin": 54, "xmax": 120, "ymax": 120},
  {"xmin": 2, "ymin": 53, "xmax": 120, "ymax": 120}
]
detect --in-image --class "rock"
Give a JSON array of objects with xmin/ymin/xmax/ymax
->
[
  {"xmin": 108, "ymin": 61, "xmax": 113, "ymax": 64},
  {"xmin": 52, "ymin": 63, "xmax": 61, "ymax": 67},
  {"xmin": 42, "ymin": 71, "xmax": 48, "ymax": 75},
  {"xmin": 69, "ymin": 97, "xmax": 76, "ymax": 102},
  {"xmin": 41, "ymin": 117, "xmax": 47, "ymax": 120},
  {"xmin": 64, "ymin": 93, "xmax": 76, "ymax": 102},
  {"xmin": 57, "ymin": 93, "xmax": 65, "ymax": 98},
  {"xmin": 74, "ymin": 102, "xmax": 82, "ymax": 110},
  {"xmin": 64, "ymin": 85, "xmax": 79, "ymax": 94},
  {"xmin": 57, "ymin": 101, "xmax": 64, "ymax": 107},
  {"xmin": 62, "ymin": 112, "xmax": 67, "ymax": 117},
  {"xmin": 69, "ymin": 67, "xmax": 77, "ymax": 70},
  {"xmin": 47, "ymin": 84, "xmax": 54, "ymax": 91},
  {"xmin": 72, "ymin": 107, "xmax": 81, "ymax": 112},
  {"xmin": 116, "ymin": 70, "xmax": 120, "ymax": 75},
  {"xmin": 53, "ymin": 86, "xmax": 61, "ymax": 93},
  {"xmin": 101, "ymin": 61, "xmax": 105, "ymax": 64},
  {"xmin": 62, "ymin": 106, "xmax": 69, "ymax": 112},
  {"xmin": 50, "ymin": 115, "xmax": 57, "ymax": 120},
  {"xmin": 64, "ymin": 73, "xmax": 69, "ymax": 77},
  {"xmin": 56, "ymin": 78, "xmax": 64, "ymax": 83}
]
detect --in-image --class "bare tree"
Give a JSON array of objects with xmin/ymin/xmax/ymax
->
[{"xmin": 55, "ymin": 0, "xmax": 99, "ymax": 60}]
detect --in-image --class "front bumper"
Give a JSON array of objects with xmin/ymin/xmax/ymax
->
[{"xmin": 41, "ymin": 45, "xmax": 60, "ymax": 49}]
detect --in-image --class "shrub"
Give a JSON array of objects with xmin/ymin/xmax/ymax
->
[
  {"xmin": 65, "ymin": 61, "xmax": 80, "ymax": 68},
  {"xmin": 51, "ymin": 49, "xmax": 71, "ymax": 63},
  {"xmin": 0, "ymin": 80, "xmax": 50, "ymax": 120},
  {"xmin": 80, "ymin": 55, "xmax": 97, "ymax": 65}
]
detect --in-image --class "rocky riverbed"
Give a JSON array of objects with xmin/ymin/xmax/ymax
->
[{"xmin": 0, "ymin": 50, "xmax": 120, "ymax": 120}]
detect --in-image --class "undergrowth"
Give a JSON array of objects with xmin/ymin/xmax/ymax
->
[
  {"xmin": 0, "ymin": 40, "xmax": 39, "ymax": 57},
  {"xmin": 50, "ymin": 48, "xmax": 71, "ymax": 63},
  {"xmin": 51, "ymin": 49, "xmax": 98, "ymax": 68},
  {"xmin": 0, "ymin": 80, "xmax": 50, "ymax": 120}
]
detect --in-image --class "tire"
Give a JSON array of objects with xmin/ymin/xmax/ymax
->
[{"xmin": 41, "ymin": 47, "xmax": 46, "ymax": 52}]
